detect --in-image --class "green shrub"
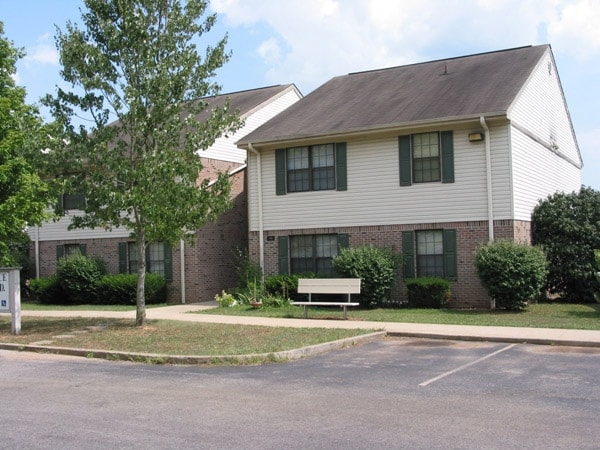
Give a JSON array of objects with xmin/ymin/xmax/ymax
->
[
  {"xmin": 29, "ymin": 276, "xmax": 66, "ymax": 304},
  {"xmin": 56, "ymin": 253, "xmax": 106, "ymax": 304},
  {"xmin": 406, "ymin": 277, "xmax": 451, "ymax": 308},
  {"xmin": 333, "ymin": 245, "xmax": 401, "ymax": 308},
  {"xmin": 532, "ymin": 188, "xmax": 600, "ymax": 303},
  {"xmin": 214, "ymin": 290, "xmax": 237, "ymax": 307},
  {"xmin": 475, "ymin": 240, "xmax": 548, "ymax": 311},
  {"xmin": 95, "ymin": 273, "xmax": 166, "ymax": 305},
  {"xmin": 264, "ymin": 274, "xmax": 303, "ymax": 299}
]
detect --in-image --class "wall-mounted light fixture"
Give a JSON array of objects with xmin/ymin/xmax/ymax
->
[{"xmin": 468, "ymin": 132, "xmax": 485, "ymax": 142}]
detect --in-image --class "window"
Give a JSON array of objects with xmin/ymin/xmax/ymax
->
[
  {"xmin": 276, "ymin": 143, "xmax": 347, "ymax": 195},
  {"xmin": 286, "ymin": 144, "xmax": 335, "ymax": 192},
  {"xmin": 416, "ymin": 231, "xmax": 444, "ymax": 277},
  {"xmin": 61, "ymin": 193, "xmax": 86, "ymax": 210},
  {"xmin": 118, "ymin": 242, "xmax": 172, "ymax": 281},
  {"xmin": 413, "ymin": 133, "xmax": 440, "ymax": 183},
  {"xmin": 399, "ymin": 131, "xmax": 454, "ymax": 186},
  {"xmin": 56, "ymin": 244, "xmax": 86, "ymax": 260},
  {"xmin": 278, "ymin": 234, "xmax": 349, "ymax": 275},
  {"xmin": 402, "ymin": 230, "xmax": 457, "ymax": 280}
]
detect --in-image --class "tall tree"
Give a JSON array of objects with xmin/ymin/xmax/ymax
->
[
  {"xmin": 45, "ymin": 0, "xmax": 242, "ymax": 325},
  {"xmin": 0, "ymin": 22, "xmax": 50, "ymax": 265}
]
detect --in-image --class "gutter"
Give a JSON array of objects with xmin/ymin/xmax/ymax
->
[
  {"xmin": 247, "ymin": 143, "xmax": 265, "ymax": 277},
  {"xmin": 480, "ymin": 116, "xmax": 494, "ymax": 242}
]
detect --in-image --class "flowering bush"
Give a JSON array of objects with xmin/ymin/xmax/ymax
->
[{"xmin": 214, "ymin": 290, "xmax": 237, "ymax": 307}]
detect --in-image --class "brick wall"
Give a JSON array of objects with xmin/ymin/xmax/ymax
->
[
  {"xmin": 33, "ymin": 161, "xmax": 247, "ymax": 304},
  {"xmin": 249, "ymin": 219, "xmax": 532, "ymax": 309}
]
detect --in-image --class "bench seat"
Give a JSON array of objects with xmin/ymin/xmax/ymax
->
[{"xmin": 292, "ymin": 278, "xmax": 361, "ymax": 319}]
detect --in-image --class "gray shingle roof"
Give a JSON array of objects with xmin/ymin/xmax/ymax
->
[
  {"xmin": 237, "ymin": 45, "xmax": 549, "ymax": 146},
  {"xmin": 195, "ymin": 84, "xmax": 297, "ymax": 122}
]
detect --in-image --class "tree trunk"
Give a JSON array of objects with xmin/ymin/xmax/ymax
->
[{"xmin": 136, "ymin": 234, "xmax": 147, "ymax": 326}]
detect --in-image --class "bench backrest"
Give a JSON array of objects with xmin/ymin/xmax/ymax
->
[{"xmin": 297, "ymin": 278, "xmax": 361, "ymax": 294}]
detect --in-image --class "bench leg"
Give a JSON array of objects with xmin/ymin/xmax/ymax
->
[
  {"xmin": 343, "ymin": 306, "xmax": 348, "ymax": 320},
  {"xmin": 303, "ymin": 305, "xmax": 308, "ymax": 319}
]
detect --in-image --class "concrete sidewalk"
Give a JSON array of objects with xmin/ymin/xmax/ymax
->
[{"xmin": 16, "ymin": 303, "xmax": 600, "ymax": 348}]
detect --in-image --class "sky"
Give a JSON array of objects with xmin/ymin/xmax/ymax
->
[{"xmin": 1, "ymin": 0, "xmax": 599, "ymax": 189}]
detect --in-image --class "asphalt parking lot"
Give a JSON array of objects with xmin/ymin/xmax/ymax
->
[{"xmin": 2, "ymin": 337, "xmax": 599, "ymax": 449}]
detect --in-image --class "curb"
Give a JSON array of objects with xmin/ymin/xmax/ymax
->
[{"xmin": 0, "ymin": 331, "xmax": 387, "ymax": 365}]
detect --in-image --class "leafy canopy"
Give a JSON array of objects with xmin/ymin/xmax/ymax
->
[
  {"xmin": 532, "ymin": 187, "xmax": 600, "ymax": 303},
  {"xmin": 0, "ymin": 22, "xmax": 50, "ymax": 265},
  {"xmin": 44, "ymin": 0, "xmax": 242, "ymax": 324}
]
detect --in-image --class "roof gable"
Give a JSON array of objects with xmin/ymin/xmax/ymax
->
[{"xmin": 238, "ymin": 45, "xmax": 549, "ymax": 145}]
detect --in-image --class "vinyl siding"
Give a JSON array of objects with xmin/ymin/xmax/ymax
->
[
  {"xmin": 249, "ymin": 124, "xmax": 513, "ymax": 231},
  {"xmin": 200, "ymin": 89, "xmax": 302, "ymax": 163},
  {"xmin": 29, "ymin": 214, "xmax": 130, "ymax": 242},
  {"xmin": 508, "ymin": 49, "xmax": 582, "ymax": 221}
]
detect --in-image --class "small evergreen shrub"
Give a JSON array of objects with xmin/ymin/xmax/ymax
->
[
  {"xmin": 406, "ymin": 277, "xmax": 451, "ymax": 308},
  {"xmin": 264, "ymin": 274, "xmax": 304, "ymax": 300},
  {"xmin": 333, "ymin": 245, "xmax": 401, "ymax": 308},
  {"xmin": 56, "ymin": 253, "xmax": 107, "ymax": 304},
  {"xmin": 29, "ymin": 276, "xmax": 66, "ymax": 305},
  {"xmin": 95, "ymin": 273, "xmax": 167, "ymax": 305},
  {"xmin": 475, "ymin": 240, "xmax": 548, "ymax": 311}
]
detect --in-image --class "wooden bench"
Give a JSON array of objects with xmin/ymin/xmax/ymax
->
[{"xmin": 291, "ymin": 278, "xmax": 361, "ymax": 319}]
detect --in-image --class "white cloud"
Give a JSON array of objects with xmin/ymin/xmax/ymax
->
[
  {"xmin": 547, "ymin": 0, "xmax": 600, "ymax": 59},
  {"xmin": 24, "ymin": 33, "xmax": 59, "ymax": 65}
]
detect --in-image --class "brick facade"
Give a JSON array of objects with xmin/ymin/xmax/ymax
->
[
  {"xmin": 249, "ymin": 219, "xmax": 532, "ymax": 309},
  {"xmin": 33, "ymin": 159, "xmax": 247, "ymax": 304}
]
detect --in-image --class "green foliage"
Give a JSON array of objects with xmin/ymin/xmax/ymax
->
[
  {"xmin": 95, "ymin": 273, "xmax": 166, "ymax": 305},
  {"xmin": 44, "ymin": 0, "xmax": 242, "ymax": 325},
  {"xmin": 233, "ymin": 247, "xmax": 263, "ymax": 290},
  {"xmin": 532, "ymin": 187, "xmax": 600, "ymax": 303},
  {"xmin": 333, "ymin": 245, "xmax": 401, "ymax": 307},
  {"xmin": 475, "ymin": 240, "xmax": 548, "ymax": 311},
  {"xmin": 29, "ymin": 276, "xmax": 66, "ymax": 304},
  {"xmin": 264, "ymin": 274, "xmax": 302, "ymax": 299},
  {"xmin": 0, "ymin": 24, "xmax": 50, "ymax": 264},
  {"xmin": 261, "ymin": 295, "xmax": 291, "ymax": 308},
  {"xmin": 56, "ymin": 252, "xmax": 107, "ymax": 304},
  {"xmin": 406, "ymin": 277, "xmax": 451, "ymax": 308},
  {"xmin": 215, "ymin": 290, "xmax": 237, "ymax": 307}
]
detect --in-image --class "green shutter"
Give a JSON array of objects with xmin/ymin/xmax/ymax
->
[
  {"xmin": 335, "ymin": 142, "xmax": 347, "ymax": 191},
  {"xmin": 164, "ymin": 242, "xmax": 173, "ymax": 282},
  {"xmin": 275, "ymin": 148, "xmax": 286, "ymax": 195},
  {"xmin": 441, "ymin": 131, "xmax": 454, "ymax": 184},
  {"xmin": 56, "ymin": 245, "xmax": 65, "ymax": 260},
  {"xmin": 443, "ymin": 229, "xmax": 457, "ymax": 281},
  {"xmin": 118, "ymin": 243, "xmax": 128, "ymax": 273},
  {"xmin": 399, "ymin": 135, "xmax": 412, "ymax": 186},
  {"xmin": 402, "ymin": 231, "xmax": 415, "ymax": 278},
  {"xmin": 278, "ymin": 236, "xmax": 289, "ymax": 274},
  {"xmin": 337, "ymin": 233, "xmax": 349, "ymax": 251},
  {"xmin": 78, "ymin": 244, "xmax": 87, "ymax": 256}
]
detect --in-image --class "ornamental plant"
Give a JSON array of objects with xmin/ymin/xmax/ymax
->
[{"xmin": 475, "ymin": 240, "xmax": 547, "ymax": 311}]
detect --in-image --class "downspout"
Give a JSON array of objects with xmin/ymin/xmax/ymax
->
[
  {"xmin": 180, "ymin": 239, "xmax": 186, "ymax": 304},
  {"xmin": 247, "ymin": 143, "xmax": 265, "ymax": 277},
  {"xmin": 480, "ymin": 116, "xmax": 494, "ymax": 242}
]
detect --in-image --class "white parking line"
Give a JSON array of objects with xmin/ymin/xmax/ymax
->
[{"xmin": 419, "ymin": 343, "xmax": 518, "ymax": 387}]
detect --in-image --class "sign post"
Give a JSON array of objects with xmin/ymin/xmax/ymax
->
[{"xmin": 0, "ymin": 268, "xmax": 21, "ymax": 335}]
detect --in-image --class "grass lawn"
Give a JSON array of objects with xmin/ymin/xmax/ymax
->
[
  {"xmin": 199, "ymin": 302, "xmax": 600, "ymax": 330},
  {"xmin": 0, "ymin": 316, "xmax": 375, "ymax": 362},
  {"xmin": 20, "ymin": 303, "xmax": 167, "ymax": 311}
]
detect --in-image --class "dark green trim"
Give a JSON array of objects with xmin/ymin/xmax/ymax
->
[
  {"xmin": 441, "ymin": 131, "xmax": 454, "ymax": 184},
  {"xmin": 402, "ymin": 231, "xmax": 415, "ymax": 278},
  {"xmin": 399, "ymin": 135, "xmax": 412, "ymax": 186},
  {"xmin": 443, "ymin": 229, "xmax": 457, "ymax": 281},
  {"xmin": 277, "ymin": 236, "xmax": 289, "ymax": 274},
  {"xmin": 118, "ymin": 243, "xmax": 128, "ymax": 274},
  {"xmin": 337, "ymin": 233, "xmax": 349, "ymax": 250},
  {"xmin": 56, "ymin": 245, "xmax": 65, "ymax": 260},
  {"xmin": 275, "ymin": 148, "xmax": 286, "ymax": 195},
  {"xmin": 335, "ymin": 143, "xmax": 347, "ymax": 191},
  {"xmin": 163, "ymin": 243, "xmax": 173, "ymax": 282}
]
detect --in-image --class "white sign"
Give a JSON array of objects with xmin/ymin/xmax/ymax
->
[{"xmin": 0, "ymin": 271, "xmax": 8, "ymax": 311}]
